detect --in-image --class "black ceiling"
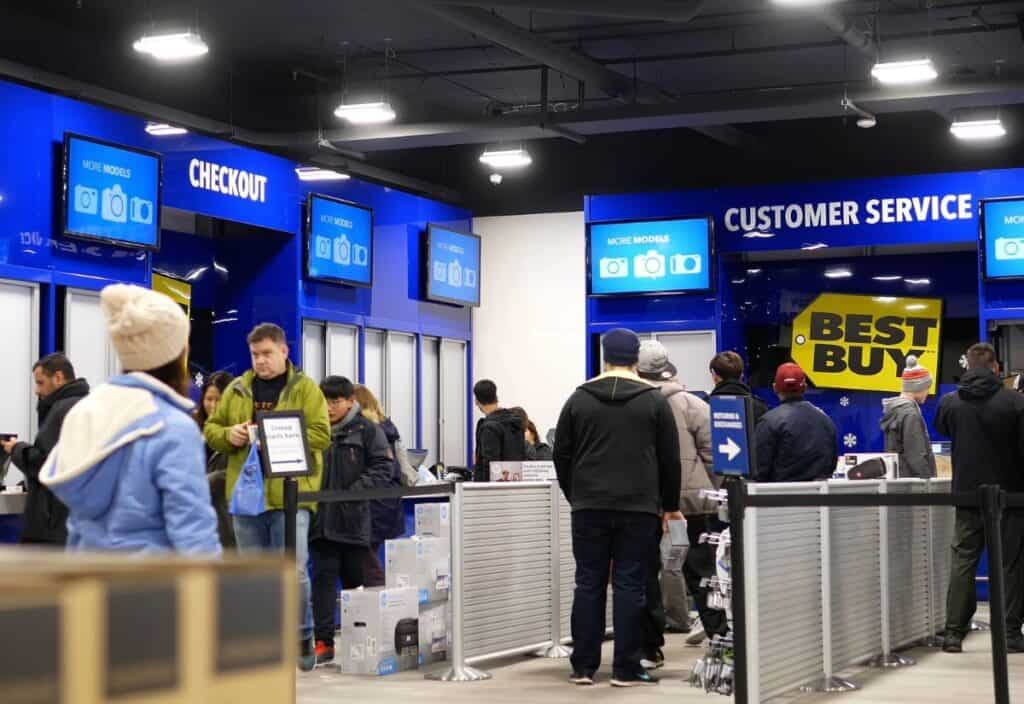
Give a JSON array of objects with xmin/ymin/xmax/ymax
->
[{"xmin": 4, "ymin": 0, "xmax": 1024, "ymax": 214}]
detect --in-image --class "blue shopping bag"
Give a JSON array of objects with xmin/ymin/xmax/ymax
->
[{"xmin": 229, "ymin": 443, "xmax": 265, "ymax": 516}]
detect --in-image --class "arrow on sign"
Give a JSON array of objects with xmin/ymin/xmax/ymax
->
[{"xmin": 718, "ymin": 437, "xmax": 741, "ymax": 461}]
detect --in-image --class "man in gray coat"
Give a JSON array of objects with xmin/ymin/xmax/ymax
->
[{"xmin": 880, "ymin": 355, "xmax": 937, "ymax": 478}]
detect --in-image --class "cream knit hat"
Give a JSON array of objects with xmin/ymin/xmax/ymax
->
[{"xmin": 100, "ymin": 284, "xmax": 190, "ymax": 371}]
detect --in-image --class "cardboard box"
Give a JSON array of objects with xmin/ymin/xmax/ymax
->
[
  {"xmin": 385, "ymin": 536, "xmax": 451, "ymax": 604},
  {"xmin": 338, "ymin": 587, "xmax": 419, "ymax": 675},
  {"xmin": 414, "ymin": 502, "xmax": 450, "ymax": 538},
  {"xmin": 418, "ymin": 600, "xmax": 451, "ymax": 665}
]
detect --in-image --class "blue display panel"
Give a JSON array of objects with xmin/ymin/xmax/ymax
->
[
  {"xmin": 981, "ymin": 197, "xmax": 1024, "ymax": 280},
  {"xmin": 306, "ymin": 194, "xmax": 373, "ymax": 287},
  {"xmin": 426, "ymin": 225, "xmax": 481, "ymax": 307},
  {"xmin": 588, "ymin": 217, "xmax": 713, "ymax": 296},
  {"xmin": 63, "ymin": 133, "xmax": 161, "ymax": 249}
]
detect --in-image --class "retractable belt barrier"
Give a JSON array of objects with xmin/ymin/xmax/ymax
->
[{"xmin": 727, "ymin": 478, "xmax": 1018, "ymax": 704}]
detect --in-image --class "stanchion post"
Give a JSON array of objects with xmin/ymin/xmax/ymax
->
[
  {"xmin": 284, "ymin": 477, "xmax": 298, "ymax": 556},
  {"xmin": 726, "ymin": 477, "xmax": 749, "ymax": 704},
  {"xmin": 980, "ymin": 485, "xmax": 1011, "ymax": 704},
  {"xmin": 536, "ymin": 482, "xmax": 571, "ymax": 658}
]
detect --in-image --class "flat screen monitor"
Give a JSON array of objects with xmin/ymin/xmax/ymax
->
[
  {"xmin": 306, "ymin": 194, "xmax": 374, "ymax": 287},
  {"xmin": 63, "ymin": 133, "xmax": 162, "ymax": 249},
  {"xmin": 981, "ymin": 197, "xmax": 1024, "ymax": 281},
  {"xmin": 426, "ymin": 225, "xmax": 481, "ymax": 307},
  {"xmin": 588, "ymin": 216, "xmax": 714, "ymax": 296}
]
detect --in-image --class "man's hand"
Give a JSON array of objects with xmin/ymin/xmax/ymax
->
[
  {"xmin": 228, "ymin": 424, "xmax": 250, "ymax": 448},
  {"xmin": 1, "ymin": 438, "xmax": 16, "ymax": 456},
  {"xmin": 662, "ymin": 510, "xmax": 685, "ymax": 535}
]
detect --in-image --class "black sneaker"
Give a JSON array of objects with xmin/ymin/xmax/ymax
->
[
  {"xmin": 611, "ymin": 671, "xmax": 659, "ymax": 687},
  {"xmin": 942, "ymin": 635, "xmax": 963, "ymax": 653},
  {"xmin": 570, "ymin": 671, "xmax": 595, "ymax": 685},
  {"xmin": 640, "ymin": 649, "xmax": 665, "ymax": 670},
  {"xmin": 1008, "ymin": 635, "xmax": 1024, "ymax": 653},
  {"xmin": 299, "ymin": 637, "xmax": 316, "ymax": 671}
]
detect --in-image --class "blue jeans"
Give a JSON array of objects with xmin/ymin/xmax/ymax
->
[
  {"xmin": 570, "ymin": 509, "xmax": 658, "ymax": 677},
  {"xmin": 233, "ymin": 509, "xmax": 314, "ymax": 642}
]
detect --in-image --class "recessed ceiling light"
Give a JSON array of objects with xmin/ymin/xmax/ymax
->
[
  {"xmin": 904, "ymin": 278, "xmax": 932, "ymax": 285},
  {"xmin": 145, "ymin": 122, "xmax": 188, "ymax": 136},
  {"xmin": 872, "ymin": 275, "xmax": 903, "ymax": 282},
  {"xmin": 334, "ymin": 101, "xmax": 397, "ymax": 125},
  {"xmin": 871, "ymin": 58, "xmax": 938, "ymax": 85},
  {"xmin": 133, "ymin": 31, "xmax": 209, "ymax": 62},
  {"xmin": 480, "ymin": 146, "xmax": 532, "ymax": 169},
  {"xmin": 802, "ymin": 242, "xmax": 829, "ymax": 251},
  {"xmin": 950, "ymin": 118, "xmax": 1006, "ymax": 141},
  {"xmin": 295, "ymin": 166, "xmax": 350, "ymax": 182},
  {"xmin": 825, "ymin": 268, "xmax": 853, "ymax": 279},
  {"xmin": 746, "ymin": 268, "xmax": 762, "ymax": 274}
]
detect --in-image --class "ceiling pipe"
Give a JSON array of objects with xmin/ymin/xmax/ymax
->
[{"xmin": 428, "ymin": 0, "xmax": 705, "ymax": 22}]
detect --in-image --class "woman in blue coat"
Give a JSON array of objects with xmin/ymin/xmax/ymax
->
[{"xmin": 41, "ymin": 284, "xmax": 221, "ymax": 555}]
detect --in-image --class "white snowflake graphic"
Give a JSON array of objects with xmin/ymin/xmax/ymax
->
[
  {"xmin": 839, "ymin": 396, "xmax": 850, "ymax": 407},
  {"xmin": 843, "ymin": 433, "xmax": 858, "ymax": 448},
  {"xmin": 194, "ymin": 372, "xmax": 205, "ymax": 387}
]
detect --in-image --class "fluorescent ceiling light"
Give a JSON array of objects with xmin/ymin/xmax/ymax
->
[
  {"xmin": 295, "ymin": 166, "xmax": 350, "ymax": 182},
  {"xmin": 802, "ymin": 242, "xmax": 829, "ymax": 251},
  {"xmin": 145, "ymin": 122, "xmax": 188, "ymax": 136},
  {"xmin": 479, "ymin": 146, "xmax": 532, "ymax": 169},
  {"xmin": 133, "ymin": 31, "xmax": 209, "ymax": 62},
  {"xmin": 905, "ymin": 278, "xmax": 931, "ymax": 285},
  {"xmin": 825, "ymin": 268, "xmax": 853, "ymax": 279},
  {"xmin": 871, "ymin": 58, "xmax": 938, "ymax": 85},
  {"xmin": 334, "ymin": 101, "xmax": 397, "ymax": 124},
  {"xmin": 872, "ymin": 275, "xmax": 903, "ymax": 282},
  {"xmin": 950, "ymin": 118, "xmax": 1006, "ymax": 141},
  {"xmin": 742, "ymin": 231, "xmax": 775, "ymax": 239}
]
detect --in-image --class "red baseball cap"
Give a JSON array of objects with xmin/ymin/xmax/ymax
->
[{"xmin": 774, "ymin": 362, "xmax": 807, "ymax": 393}]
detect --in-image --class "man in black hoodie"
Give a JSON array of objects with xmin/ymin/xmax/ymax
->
[
  {"xmin": 709, "ymin": 351, "xmax": 768, "ymax": 426},
  {"xmin": 2, "ymin": 353, "xmax": 88, "ymax": 545},
  {"xmin": 472, "ymin": 379, "xmax": 526, "ymax": 482},
  {"xmin": 934, "ymin": 343, "xmax": 1024, "ymax": 654},
  {"xmin": 554, "ymin": 328, "xmax": 682, "ymax": 688}
]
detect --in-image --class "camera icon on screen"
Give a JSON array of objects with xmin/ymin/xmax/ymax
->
[
  {"xmin": 995, "ymin": 237, "xmax": 1024, "ymax": 261},
  {"xmin": 598, "ymin": 257, "xmax": 628, "ymax": 279},
  {"xmin": 315, "ymin": 236, "xmax": 332, "ymax": 260},
  {"xmin": 634, "ymin": 250, "xmax": 666, "ymax": 279},
  {"xmin": 670, "ymin": 253, "xmax": 703, "ymax": 275},
  {"xmin": 334, "ymin": 235, "xmax": 351, "ymax": 265},
  {"xmin": 74, "ymin": 185, "xmax": 99, "ymax": 215},
  {"xmin": 129, "ymin": 196, "xmax": 153, "ymax": 225},
  {"xmin": 448, "ymin": 260, "xmax": 463, "ymax": 287},
  {"xmin": 433, "ymin": 261, "xmax": 447, "ymax": 282},
  {"xmin": 101, "ymin": 185, "xmax": 128, "ymax": 223},
  {"xmin": 353, "ymin": 243, "xmax": 369, "ymax": 267},
  {"xmin": 464, "ymin": 268, "xmax": 477, "ymax": 288}
]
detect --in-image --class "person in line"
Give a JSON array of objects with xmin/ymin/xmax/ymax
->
[
  {"xmin": 554, "ymin": 328, "xmax": 683, "ymax": 687},
  {"xmin": 880, "ymin": 355, "xmax": 937, "ymax": 479},
  {"xmin": 205, "ymin": 323, "xmax": 331, "ymax": 671},
  {"xmin": 935, "ymin": 343, "xmax": 1024, "ymax": 654},
  {"xmin": 472, "ymin": 379, "xmax": 527, "ymax": 482},
  {"xmin": 2, "ymin": 353, "xmax": 89, "ymax": 545},
  {"xmin": 755, "ymin": 363, "xmax": 838, "ymax": 482},
  {"xmin": 311, "ymin": 377, "xmax": 393, "ymax": 665},
  {"xmin": 40, "ymin": 284, "xmax": 220, "ymax": 554},
  {"xmin": 353, "ymin": 384, "xmax": 415, "ymax": 586},
  {"xmin": 637, "ymin": 341, "xmax": 728, "ymax": 663},
  {"xmin": 195, "ymin": 371, "xmax": 236, "ymax": 548},
  {"xmin": 511, "ymin": 407, "xmax": 554, "ymax": 461},
  {"xmin": 709, "ymin": 351, "xmax": 768, "ymax": 425}
]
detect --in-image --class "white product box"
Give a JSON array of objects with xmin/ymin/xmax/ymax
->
[
  {"xmin": 418, "ymin": 600, "xmax": 451, "ymax": 665},
  {"xmin": 834, "ymin": 452, "xmax": 899, "ymax": 480},
  {"xmin": 414, "ymin": 503, "xmax": 450, "ymax": 538},
  {"xmin": 385, "ymin": 536, "xmax": 451, "ymax": 604},
  {"xmin": 339, "ymin": 587, "xmax": 420, "ymax": 676}
]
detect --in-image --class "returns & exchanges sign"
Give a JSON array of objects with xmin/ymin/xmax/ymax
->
[{"xmin": 791, "ymin": 293, "xmax": 942, "ymax": 394}]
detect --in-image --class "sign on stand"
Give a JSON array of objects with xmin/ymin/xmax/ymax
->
[
  {"xmin": 256, "ymin": 410, "xmax": 313, "ymax": 478},
  {"xmin": 710, "ymin": 395, "xmax": 755, "ymax": 477}
]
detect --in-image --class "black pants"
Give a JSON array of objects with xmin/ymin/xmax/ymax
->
[
  {"xmin": 641, "ymin": 525, "xmax": 666, "ymax": 656},
  {"xmin": 946, "ymin": 508, "xmax": 1024, "ymax": 639},
  {"xmin": 311, "ymin": 539, "xmax": 374, "ymax": 645},
  {"xmin": 683, "ymin": 515, "xmax": 729, "ymax": 638},
  {"xmin": 570, "ymin": 509, "xmax": 658, "ymax": 678}
]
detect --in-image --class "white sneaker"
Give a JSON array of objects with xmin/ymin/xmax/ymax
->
[{"xmin": 686, "ymin": 629, "xmax": 706, "ymax": 646}]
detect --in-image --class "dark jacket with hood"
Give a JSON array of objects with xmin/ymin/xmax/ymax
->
[
  {"xmin": 710, "ymin": 379, "xmax": 769, "ymax": 427},
  {"xmin": 755, "ymin": 397, "xmax": 838, "ymax": 482},
  {"xmin": 881, "ymin": 396, "xmax": 937, "ymax": 478},
  {"xmin": 935, "ymin": 368, "xmax": 1024, "ymax": 494},
  {"xmin": 10, "ymin": 377, "xmax": 90, "ymax": 544},
  {"xmin": 473, "ymin": 408, "xmax": 527, "ymax": 482},
  {"xmin": 553, "ymin": 371, "xmax": 682, "ymax": 516},
  {"xmin": 369, "ymin": 417, "xmax": 406, "ymax": 544},
  {"xmin": 526, "ymin": 442, "xmax": 554, "ymax": 462},
  {"xmin": 311, "ymin": 403, "xmax": 393, "ymax": 546}
]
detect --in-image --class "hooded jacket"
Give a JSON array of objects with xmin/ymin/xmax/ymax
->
[
  {"xmin": 369, "ymin": 417, "xmax": 409, "ymax": 544},
  {"xmin": 710, "ymin": 379, "xmax": 769, "ymax": 427},
  {"xmin": 40, "ymin": 373, "xmax": 221, "ymax": 554},
  {"xmin": 10, "ymin": 377, "xmax": 90, "ymax": 544},
  {"xmin": 755, "ymin": 397, "xmax": 838, "ymax": 483},
  {"xmin": 653, "ymin": 380, "xmax": 717, "ymax": 515},
  {"xmin": 473, "ymin": 408, "xmax": 527, "ymax": 482},
  {"xmin": 934, "ymin": 368, "xmax": 1024, "ymax": 494},
  {"xmin": 553, "ymin": 371, "xmax": 681, "ymax": 516},
  {"xmin": 880, "ymin": 396, "xmax": 937, "ymax": 479},
  {"xmin": 204, "ymin": 363, "xmax": 331, "ymax": 511}
]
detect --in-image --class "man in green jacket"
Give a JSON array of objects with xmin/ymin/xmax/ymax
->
[{"xmin": 204, "ymin": 322, "xmax": 331, "ymax": 671}]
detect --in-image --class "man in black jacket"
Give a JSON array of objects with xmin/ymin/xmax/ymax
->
[
  {"xmin": 709, "ymin": 351, "xmax": 768, "ymax": 426},
  {"xmin": 755, "ymin": 363, "xmax": 838, "ymax": 482},
  {"xmin": 310, "ymin": 376, "xmax": 393, "ymax": 665},
  {"xmin": 934, "ymin": 343, "xmax": 1024, "ymax": 654},
  {"xmin": 2, "ymin": 353, "xmax": 88, "ymax": 545},
  {"xmin": 554, "ymin": 328, "xmax": 683, "ymax": 688},
  {"xmin": 472, "ymin": 379, "xmax": 526, "ymax": 482}
]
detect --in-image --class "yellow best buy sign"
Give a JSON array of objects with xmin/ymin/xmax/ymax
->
[{"xmin": 791, "ymin": 293, "xmax": 942, "ymax": 394}]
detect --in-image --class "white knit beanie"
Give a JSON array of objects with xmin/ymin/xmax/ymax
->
[{"xmin": 100, "ymin": 284, "xmax": 190, "ymax": 371}]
